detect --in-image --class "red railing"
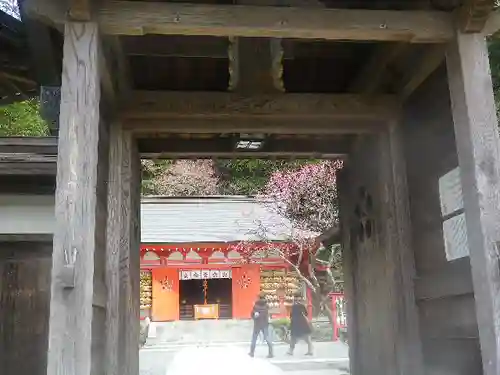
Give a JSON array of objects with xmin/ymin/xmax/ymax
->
[
  {"xmin": 305, "ymin": 289, "xmax": 347, "ymax": 341},
  {"xmin": 330, "ymin": 292, "xmax": 347, "ymax": 341}
]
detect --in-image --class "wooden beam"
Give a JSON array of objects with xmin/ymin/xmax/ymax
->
[
  {"xmin": 228, "ymin": 37, "xmax": 283, "ymax": 93},
  {"xmin": 46, "ymin": 22, "xmax": 108, "ymax": 375},
  {"xmin": 446, "ymin": 31, "xmax": 500, "ymax": 375},
  {"xmin": 121, "ymin": 91, "xmax": 399, "ymax": 121},
  {"xmin": 99, "ymin": 35, "xmax": 135, "ymax": 105},
  {"xmin": 458, "ymin": 0, "xmax": 495, "ymax": 33},
  {"xmin": 0, "ymin": 134, "xmax": 351, "ymax": 158},
  {"xmin": 99, "ymin": 40, "xmax": 116, "ymax": 106},
  {"xmin": 0, "ymin": 155, "xmax": 57, "ymax": 175},
  {"xmin": 137, "ymin": 136, "xmax": 351, "ymax": 158},
  {"xmin": 124, "ymin": 118, "xmax": 389, "ymax": 136},
  {"xmin": 106, "ymin": 124, "xmax": 140, "ymax": 375},
  {"xmin": 0, "ymin": 233, "xmax": 53, "ymax": 243},
  {"xmin": 229, "ymin": 0, "xmax": 291, "ymax": 93},
  {"xmin": 0, "ymin": 136, "xmax": 58, "ymax": 154},
  {"xmin": 25, "ymin": 0, "xmax": 455, "ymax": 42},
  {"xmin": 398, "ymin": 44, "xmax": 446, "ymax": 99},
  {"xmin": 106, "ymin": 37, "xmax": 133, "ymax": 100},
  {"xmin": 0, "ymin": 71, "xmax": 37, "ymax": 86},
  {"xmin": 483, "ymin": 9, "xmax": 500, "ymax": 36},
  {"xmin": 68, "ymin": 0, "xmax": 92, "ymax": 21},
  {"xmin": 0, "ymin": 175, "xmax": 55, "ymax": 192},
  {"xmin": 349, "ymin": 43, "xmax": 408, "ymax": 94}
]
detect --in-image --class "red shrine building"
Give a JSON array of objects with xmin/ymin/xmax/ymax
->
[{"xmin": 139, "ymin": 196, "xmax": 316, "ymax": 322}]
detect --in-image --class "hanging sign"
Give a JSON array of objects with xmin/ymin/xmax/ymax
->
[
  {"xmin": 210, "ymin": 270, "xmax": 221, "ymax": 278},
  {"xmin": 178, "ymin": 269, "xmax": 232, "ymax": 280},
  {"xmin": 220, "ymin": 270, "xmax": 232, "ymax": 279}
]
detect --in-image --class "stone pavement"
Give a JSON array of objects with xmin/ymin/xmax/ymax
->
[
  {"xmin": 288, "ymin": 369, "xmax": 347, "ymax": 375},
  {"xmin": 140, "ymin": 341, "xmax": 350, "ymax": 375},
  {"xmin": 146, "ymin": 318, "xmax": 338, "ymax": 345}
]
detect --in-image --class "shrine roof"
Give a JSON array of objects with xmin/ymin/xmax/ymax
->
[{"xmin": 140, "ymin": 196, "xmax": 317, "ymax": 243}]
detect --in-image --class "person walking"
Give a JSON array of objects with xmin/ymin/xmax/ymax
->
[
  {"xmin": 287, "ymin": 293, "xmax": 313, "ymax": 356},
  {"xmin": 249, "ymin": 293, "xmax": 274, "ymax": 358},
  {"xmin": 139, "ymin": 316, "xmax": 151, "ymax": 349}
]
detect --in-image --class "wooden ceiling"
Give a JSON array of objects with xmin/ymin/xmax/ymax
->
[
  {"xmin": 120, "ymin": 36, "xmax": 448, "ymax": 95},
  {"xmin": 104, "ymin": 0, "xmax": 461, "ymax": 95},
  {"xmin": 21, "ymin": 0, "xmax": 474, "ymax": 105},
  {"xmin": 124, "ymin": 36, "xmax": 375, "ymax": 93},
  {"xmin": 0, "ymin": 0, "xmax": 495, "ymax": 163},
  {"xmin": 6, "ymin": 0, "xmax": 495, "ymax": 145}
]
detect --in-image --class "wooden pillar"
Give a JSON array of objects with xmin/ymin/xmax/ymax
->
[
  {"xmin": 106, "ymin": 124, "xmax": 141, "ymax": 375},
  {"xmin": 446, "ymin": 32, "xmax": 500, "ymax": 375},
  {"xmin": 337, "ymin": 168, "xmax": 359, "ymax": 374},
  {"xmin": 381, "ymin": 124, "xmax": 424, "ymax": 375},
  {"xmin": 345, "ymin": 128, "xmax": 423, "ymax": 375},
  {"xmin": 47, "ymin": 22, "xmax": 108, "ymax": 375}
]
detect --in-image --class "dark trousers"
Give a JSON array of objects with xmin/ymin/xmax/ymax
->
[
  {"xmin": 289, "ymin": 334, "xmax": 313, "ymax": 354},
  {"xmin": 250, "ymin": 325, "xmax": 273, "ymax": 356}
]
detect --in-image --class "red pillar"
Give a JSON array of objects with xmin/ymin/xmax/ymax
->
[{"xmin": 306, "ymin": 287, "xmax": 313, "ymax": 321}]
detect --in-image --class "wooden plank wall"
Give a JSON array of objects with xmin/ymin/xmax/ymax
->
[
  {"xmin": 402, "ymin": 66, "xmax": 482, "ymax": 374},
  {"xmin": 0, "ymin": 241, "xmax": 52, "ymax": 375}
]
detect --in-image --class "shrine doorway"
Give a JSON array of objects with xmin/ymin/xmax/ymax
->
[
  {"xmin": 206, "ymin": 279, "xmax": 233, "ymax": 319},
  {"xmin": 179, "ymin": 278, "xmax": 233, "ymax": 320},
  {"xmin": 179, "ymin": 279, "xmax": 203, "ymax": 320}
]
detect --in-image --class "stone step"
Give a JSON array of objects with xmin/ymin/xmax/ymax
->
[{"xmin": 147, "ymin": 319, "xmax": 257, "ymax": 344}]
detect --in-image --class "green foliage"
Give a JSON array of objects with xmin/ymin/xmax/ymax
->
[
  {"xmin": 489, "ymin": 0, "xmax": 500, "ymax": 107},
  {"xmin": 0, "ymin": 99, "xmax": 49, "ymax": 136},
  {"xmin": 141, "ymin": 159, "xmax": 174, "ymax": 195},
  {"xmin": 216, "ymin": 159, "xmax": 318, "ymax": 195},
  {"xmin": 270, "ymin": 317, "xmax": 290, "ymax": 327},
  {"xmin": 140, "ymin": 159, "xmax": 314, "ymax": 196},
  {"xmin": 488, "ymin": 37, "xmax": 500, "ymax": 107}
]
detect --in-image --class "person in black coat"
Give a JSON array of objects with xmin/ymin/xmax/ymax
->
[
  {"xmin": 249, "ymin": 293, "xmax": 274, "ymax": 358},
  {"xmin": 287, "ymin": 293, "xmax": 313, "ymax": 356}
]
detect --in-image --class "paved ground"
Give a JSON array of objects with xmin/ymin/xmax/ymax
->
[
  {"xmin": 140, "ymin": 341, "xmax": 350, "ymax": 375},
  {"xmin": 288, "ymin": 370, "xmax": 347, "ymax": 375}
]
